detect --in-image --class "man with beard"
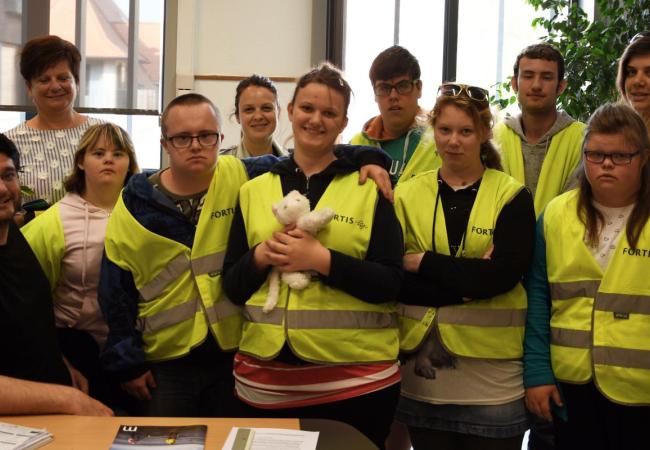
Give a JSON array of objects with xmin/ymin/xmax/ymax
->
[{"xmin": 0, "ymin": 133, "xmax": 112, "ymax": 416}]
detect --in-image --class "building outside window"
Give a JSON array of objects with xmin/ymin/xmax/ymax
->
[{"xmin": 0, "ymin": 0, "xmax": 164, "ymax": 169}]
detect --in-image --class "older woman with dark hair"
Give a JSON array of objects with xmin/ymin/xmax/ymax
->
[
  {"xmin": 616, "ymin": 32, "xmax": 650, "ymax": 130},
  {"xmin": 4, "ymin": 35, "xmax": 103, "ymax": 206}
]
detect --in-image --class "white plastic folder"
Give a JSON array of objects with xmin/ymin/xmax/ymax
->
[
  {"xmin": 0, "ymin": 422, "xmax": 53, "ymax": 450},
  {"xmin": 222, "ymin": 427, "xmax": 318, "ymax": 450}
]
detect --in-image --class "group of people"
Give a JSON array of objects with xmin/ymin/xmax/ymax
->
[{"xmin": 0, "ymin": 30, "xmax": 649, "ymax": 450}]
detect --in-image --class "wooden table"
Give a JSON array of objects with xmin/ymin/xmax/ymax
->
[{"xmin": 1, "ymin": 415, "xmax": 299, "ymax": 449}]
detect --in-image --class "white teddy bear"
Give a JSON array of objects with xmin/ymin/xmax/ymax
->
[{"xmin": 263, "ymin": 190, "xmax": 335, "ymax": 313}]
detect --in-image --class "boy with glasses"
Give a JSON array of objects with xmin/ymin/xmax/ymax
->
[
  {"xmin": 99, "ymin": 93, "xmax": 392, "ymax": 417},
  {"xmin": 98, "ymin": 93, "xmax": 290, "ymax": 418},
  {"xmin": 351, "ymin": 46, "xmax": 440, "ymax": 185},
  {"xmin": 494, "ymin": 43, "xmax": 585, "ymax": 217}
]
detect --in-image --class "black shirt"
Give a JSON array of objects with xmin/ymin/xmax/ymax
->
[
  {"xmin": 0, "ymin": 222, "xmax": 70, "ymax": 385},
  {"xmin": 222, "ymin": 156, "xmax": 404, "ymax": 364},
  {"xmin": 398, "ymin": 173, "xmax": 536, "ymax": 306}
]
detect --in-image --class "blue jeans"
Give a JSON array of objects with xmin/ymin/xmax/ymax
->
[
  {"xmin": 140, "ymin": 359, "xmax": 242, "ymax": 417},
  {"xmin": 396, "ymin": 396, "xmax": 529, "ymax": 439}
]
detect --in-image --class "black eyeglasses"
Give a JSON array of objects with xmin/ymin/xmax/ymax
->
[
  {"xmin": 630, "ymin": 31, "xmax": 650, "ymax": 43},
  {"xmin": 437, "ymin": 83, "xmax": 489, "ymax": 105},
  {"xmin": 373, "ymin": 79, "xmax": 419, "ymax": 97},
  {"xmin": 583, "ymin": 150, "xmax": 641, "ymax": 165},
  {"xmin": 165, "ymin": 133, "xmax": 220, "ymax": 149}
]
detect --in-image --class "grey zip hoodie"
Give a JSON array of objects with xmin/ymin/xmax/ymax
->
[{"xmin": 503, "ymin": 110, "xmax": 577, "ymax": 195}]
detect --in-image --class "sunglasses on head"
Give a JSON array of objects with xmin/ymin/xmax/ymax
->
[
  {"xmin": 630, "ymin": 31, "xmax": 650, "ymax": 43},
  {"xmin": 437, "ymin": 83, "xmax": 489, "ymax": 104}
]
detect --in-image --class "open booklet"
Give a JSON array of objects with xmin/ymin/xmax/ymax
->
[
  {"xmin": 222, "ymin": 427, "xmax": 318, "ymax": 450},
  {"xmin": 0, "ymin": 422, "xmax": 53, "ymax": 450},
  {"xmin": 109, "ymin": 424, "xmax": 207, "ymax": 450}
]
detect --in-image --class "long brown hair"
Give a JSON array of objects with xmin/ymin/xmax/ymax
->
[
  {"xmin": 578, "ymin": 103, "xmax": 650, "ymax": 249},
  {"xmin": 429, "ymin": 92, "xmax": 502, "ymax": 171},
  {"xmin": 616, "ymin": 35, "xmax": 650, "ymax": 127}
]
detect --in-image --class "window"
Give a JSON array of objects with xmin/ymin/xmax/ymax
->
[
  {"xmin": 342, "ymin": 0, "xmax": 550, "ymax": 139},
  {"xmin": 343, "ymin": 0, "xmax": 445, "ymax": 142},
  {"xmin": 0, "ymin": 0, "xmax": 165, "ymax": 169}
]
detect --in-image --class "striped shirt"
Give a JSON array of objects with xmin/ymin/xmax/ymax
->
[
  {"xmin": 5, "ymin": 117, "xmax": 104, "ymax": 204},
  {"xmin": 233, "ymin": 352, "xmax": 400, "ymax": 409}
]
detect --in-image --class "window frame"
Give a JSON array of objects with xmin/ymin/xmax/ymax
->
[{"xmin": 0, "ymin": 0, "xmax": 172, "ymax": 117}]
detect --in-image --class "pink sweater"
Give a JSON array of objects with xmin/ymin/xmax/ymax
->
[{"xmin": 23, "ymin": 193, "xmax": 111, "ymax": 346}]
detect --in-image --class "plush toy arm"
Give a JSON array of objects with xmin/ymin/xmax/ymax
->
[
  {"xmin": 263, "ymin": 268, "xmax": 281, "ymax": 313},
  {"xmin": 297, "ymin": 207, "xmax": 335, "ymax": 234}
]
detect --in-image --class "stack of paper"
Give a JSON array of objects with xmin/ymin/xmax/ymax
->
[
  {"xmin": 222, "ymin": 427, "xmax": 319, "ymax": 450},
  {"xmin": 0, "ymin": 422, "xmax": 53, "ymax": 450}
]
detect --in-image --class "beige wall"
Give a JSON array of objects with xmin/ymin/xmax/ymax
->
[{"xmin": 175, "ymin": 0, "xmax": 317, "ymax": 150}]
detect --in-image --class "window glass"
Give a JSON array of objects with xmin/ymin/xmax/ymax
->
[
  {"xmin": 0, "ymin": 0, "xmax": 163, "ymax": 169},
  {"xmin": 89, "ymin": 113, "xmax": 161, "ymax": 170},
  {"xmin": 0, "ymin": 0, "xmax": 23, "ymax": 105},
  {"xmin": 457, "ymin": 0, "xmax": 544, "ymax": 115},
  {"xmin": 398, "ymin": 0, "xmax": 445, "ymax": 112},
  {"xmin": 343, "ymin": 0, "xmax": 395, "ymax": 142},
  {"xmin": 135, "ymin": 0, "xmax": 163, "ymax": 111}
]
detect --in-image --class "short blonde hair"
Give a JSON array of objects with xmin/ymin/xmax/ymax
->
[{"xmin": 64, "ymin": 123, "xmax": 139, "ymax": 194}]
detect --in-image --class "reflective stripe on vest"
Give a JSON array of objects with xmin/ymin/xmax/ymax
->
[
  {"xmin": 350, "ymin": 126, "xmax": 440, "ymax": 184},
  {"xmin": 138, "ymin": 253, "xmax": 189, "ymax": 301},
  {"xmin": 104, "ymin": 156, "xmax": 248, "ymax": 361},
  {"xmin": 437, "ymin": 307, "xmax": 526, "ymax": 327},
  {"xmin": 238, "ymin": 172, "xmax": 398, "ymax": 364},
  {"xmin": 245, "ymin": 304, "xmax": 398, "ymax": 328},
  {"xmin": 394, "ymin": 168, "xmax": 527, "ymax": 359},
  {"xmin": 494, "ymin": 121, "xmax": 585, "ymax": 216},
  {"xmin": 544, "ymin": 190, "xmax": 650, "ymax": 404}
]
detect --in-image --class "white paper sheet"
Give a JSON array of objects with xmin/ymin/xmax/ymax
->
[{"xmin": 222, "ymin": 427, "xmax": 319, "ymax": 450}]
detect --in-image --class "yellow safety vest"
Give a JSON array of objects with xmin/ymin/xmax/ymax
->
[
  {"xmin": 104, "ymin": 156, "xmax": 247, "ymax": 362},
  {"xmin": 238, "ymin": 172, "xmax": 399, "ymax": 364},
  {"xmin": 544, "ymin": 190, "xmax": 650, "ymax": 405},
  {"xmin": 394, "ymin": 168, "xmax": 527, "ymax": 359},
  {"xmin": 350, "ymin": 126, "xmax": 440, "ymax": 184},
  {"xmin": 22, "ymin": 202, "xmax": 65, "ymax": 289},
  {"xmin": 494, "ymin": 121, "xmax": 585, "ymax": 216}
]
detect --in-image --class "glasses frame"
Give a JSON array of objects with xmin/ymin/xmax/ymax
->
[
  {"xmin": 165, "ymin": 133, "xmax": 220, "ymax": 150},
  {"xmin": 373, "ymin": 79, "xmax": 419, "ymax": 97},
  {"xmin": 583, "ymin": 150, "xmax": 642, "ymax": 165},
  {"xmin": 437, "ymin": 83, "xmax": 490, "ymax": 104}
]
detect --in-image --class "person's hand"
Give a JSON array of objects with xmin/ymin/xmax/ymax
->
[
  {"xmin": 63, "ymin": 357, "xmax": 89, "ymax": 394},
  {"xmin": 67, "ymin": 388, "xmax": 114, "ymax": 416},
  {"xmin": 482, "ymin": 244, "xmax": 494, "ymax": 259},
  {"xmin": 253, "ymin": 240, "xmax": 276, "ymax": 270},
  {"xmin": 121, "ymin": 371, "xmax": 157, "ymax": 401},
  {"xmin": 403, "ymin": 253, "xmax": 425, "ymax": 273},
  {"xmin": 13, "ymin": 211, "xmax": 26, "ymax": 228},
  {"xmin": 525, "ymin": 384, "xmax": 563, "ymax": 422},
  {"xmin": 268, "ymin": 229, "xmax": 331, "ymax": 275},
  {"xmin": 359, "ymin": 164, "xmax": 394, "ymax": 203}
]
